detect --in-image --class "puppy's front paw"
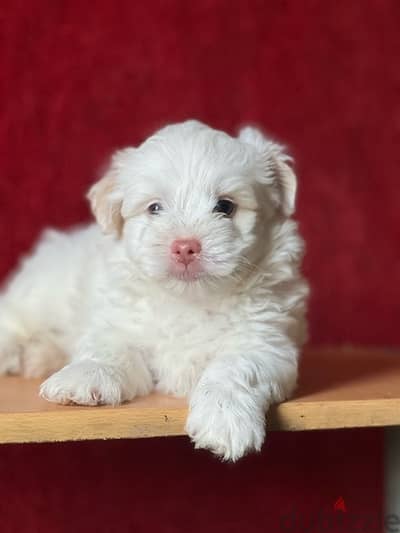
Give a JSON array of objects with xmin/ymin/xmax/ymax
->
[
  {"xmin": 186, "ymin": 383, "xmax": 266, "ymax": 461},
  {"xmin": 40, "ymin": 361, "xmax": 127, "ymax": 406}
]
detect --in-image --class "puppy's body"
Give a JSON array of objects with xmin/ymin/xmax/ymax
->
[{"xmin": 0, "ymin": 121, "xmax": 308, "ymax": 460}]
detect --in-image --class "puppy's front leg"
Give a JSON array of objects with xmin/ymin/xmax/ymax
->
[
  {"xmin": 186, "ymin": 336, "xmax": 298, "ymax": 461},
  {"xmin": 40, "ymin": 326, "xmax": 153, "ymax": 406}
]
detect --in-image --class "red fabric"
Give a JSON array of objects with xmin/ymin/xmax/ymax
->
[
  {"xmin": 1, "ymin": 1, "xmax": 397, "ymax": 531},
  {"xmin": 0, "ymin": 431, "xmax": 383, "ymax": 533}
]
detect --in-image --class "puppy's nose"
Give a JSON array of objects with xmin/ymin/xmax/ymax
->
[{"xmin": 171, "ymin": 239, "xmax": 202, "ymax": 265}]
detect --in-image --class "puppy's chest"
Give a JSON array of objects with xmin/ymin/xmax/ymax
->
[
  {"xmin": 129, "ymin": 295, "xmax": 236, "ymax": 395},
  {"xmin": 132, "ymin": 295, "xmax": 234, "ymax": 349}
]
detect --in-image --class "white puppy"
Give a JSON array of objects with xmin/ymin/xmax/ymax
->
[{"xmin": 0, "ymin": 120, "xmax": 308, "ymax": 460}]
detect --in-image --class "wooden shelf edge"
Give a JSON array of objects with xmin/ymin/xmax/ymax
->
[
  {"xmin": 0, "ymin": 407, "xmax": 188, "ymax": 444},
  {"xmin": 269, "ymin": 399, "xmax": 400, "ymax": 431},
  {"xmin": 1, "ymin": 398, "xmax": 400, "ymax": 445}
]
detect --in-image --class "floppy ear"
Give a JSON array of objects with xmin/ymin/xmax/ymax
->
[
  {"xmin": 239, "ymin": 127, "xmax": 297, "ymax": 216},
  {"xmin": 87, "ymin": 149, "xmax": 130, "ymax": 237}
]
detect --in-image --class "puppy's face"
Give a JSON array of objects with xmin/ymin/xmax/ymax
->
[{"xmin": 89, "ymin": 121, "xmax": 296, "ymax": 290}]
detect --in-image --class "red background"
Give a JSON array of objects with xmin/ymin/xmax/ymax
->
[{"xmin": 0, "ymin": 1, "xmax": 398, "ymax": 531}]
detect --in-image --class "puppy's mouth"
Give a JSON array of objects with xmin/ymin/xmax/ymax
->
[{"xmin": 168, "ymin": 261, "xmax": 205, "ymax": 282}]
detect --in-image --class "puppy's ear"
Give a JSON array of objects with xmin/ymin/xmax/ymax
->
[
  {"xmin": 239, "ymin": 127, "xmax": 297, "ymax": 216},
  {"xmin": 87, "ymin": 149, "xmax": 131, "ymax": 237}
]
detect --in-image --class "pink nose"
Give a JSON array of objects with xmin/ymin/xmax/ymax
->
[{"xmin": 171, "ymin": 239, "xmax": 202, "ymax": 265}]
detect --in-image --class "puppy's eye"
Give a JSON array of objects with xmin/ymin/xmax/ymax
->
[
  {"xmin": 213, "ymin": 199, "xmax": 236, "ymax": 217},
  {"xmin": 148, "ymin": 202, "xmax": 163, "ymax": 215}
]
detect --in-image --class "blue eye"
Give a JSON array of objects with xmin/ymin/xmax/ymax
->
[
  {"xmin": 213, "ymin": 199, "xmax": 236, "ymax": 217},
  {"xmin": 148, "ymin": 202, "xmax": 163, "ymax": 215}
]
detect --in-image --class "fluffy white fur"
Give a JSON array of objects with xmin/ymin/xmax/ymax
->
[{"xmin": 0, "ymin": 120, "xmax": 308, "ymax": 461}]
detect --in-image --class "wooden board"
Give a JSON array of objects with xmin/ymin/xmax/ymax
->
[{"xmin": 0, "ymin": 347, "xmax": 399, "ymax": 444}]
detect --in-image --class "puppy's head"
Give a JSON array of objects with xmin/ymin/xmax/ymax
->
[{"xmin": 88, "ymin": 120, "xmax": 297, "ymax": 290}]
